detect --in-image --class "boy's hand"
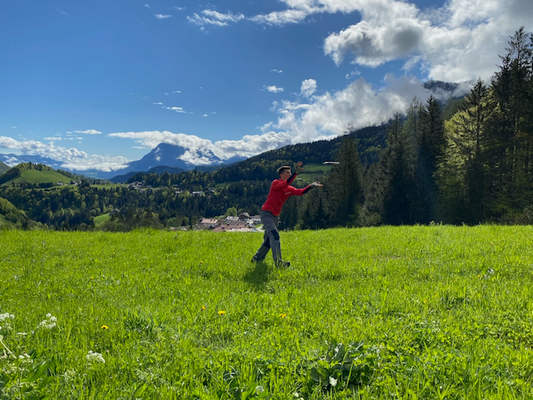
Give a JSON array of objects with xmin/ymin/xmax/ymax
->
[
  {"xmin": 311, "ymin": 181, "xmax": 323, "ymax": 187},
  {"xmin": 296, "ymin": 161, "xmax": 304, "ymax": 174}
]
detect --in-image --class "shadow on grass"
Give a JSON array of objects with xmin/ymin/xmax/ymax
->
[{"xmin": 243, "ymin": 261, "xmax": 270, "ymax": 290}]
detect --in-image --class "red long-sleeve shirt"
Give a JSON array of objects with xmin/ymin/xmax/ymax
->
[{"xmin": 262, "ymin": 173, "xmax": 311, "ymax": 216}]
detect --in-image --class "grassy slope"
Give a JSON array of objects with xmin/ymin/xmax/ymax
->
[
  {"xmin": 93, "ymin": 213, "xmax": 111, "ymax": 225},
  {"xmin": 1, "ymin": 226, "xmax": 533, "ymax": 398},
  {"xmin": 4, "ymin": 169, "xmax": 72, "ymax": 185}
]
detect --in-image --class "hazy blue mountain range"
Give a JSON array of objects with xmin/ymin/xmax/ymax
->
[{"xmin": 0, "ymin": 144, "xmax": 247, "ymax": 180}]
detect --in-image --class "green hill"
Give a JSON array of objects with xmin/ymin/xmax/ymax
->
[
  {"xmin": 10, "ymin": 169, "xmax": 72, "ymax": 185},
  {"xmin": 0, "ymin": 163, "xmax": 72, "ymax": 186},
  {"xmin": 0, "ymin": 161, "xmax": 9, "ymax": 175},
  {"xmin": 0, "ymin": 196, "xmax": 27, "ymax": 227}
]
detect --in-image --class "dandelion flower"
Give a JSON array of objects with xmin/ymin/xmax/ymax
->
[
  {"xmin": 279, "ymin": 313, "xmax": 287, "ymax": 318},
  {"xmin": 101, "ymin": 325, "xmax": 109, "ymax": 330},
  {"xmin": 201, "ymin": 306, "xmax": 206, "ymax": 311},
  {"xmin": 218, "ymin": 310, "xmax": 226, "ymax": 315}
]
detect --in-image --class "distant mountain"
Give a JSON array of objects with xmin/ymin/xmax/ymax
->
[
  {"xmin": 0, "ymin": 144, "xmax": 247, "ymax": 180},
  {"xmin": 0, "ymin": 161, "xmax": 9, "ymax": 175},
  {"xmin": 0, "ymin": 154, "xmax": 67, "ymax": 171},
  {"xmin": 110, "ymin": 165, "xmax": 187, "ymax": 183}
]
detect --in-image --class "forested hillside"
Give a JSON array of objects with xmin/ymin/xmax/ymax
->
[
  {"xmin": 0, "ymin": 161, "xmax": 9, "ymax": 175},
  {"xmin": 0, "ymin": 28, "xmax": 531, "ymax": 232}
]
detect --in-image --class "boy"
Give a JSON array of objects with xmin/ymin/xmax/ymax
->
[{"xmin": 252, "ymin": 161, "xmax": 322, "ymax": 266}]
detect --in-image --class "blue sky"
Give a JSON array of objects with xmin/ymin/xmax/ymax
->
[{"xmin": 1, "ymin": 0, "xmax": 532, "ymax": 172}]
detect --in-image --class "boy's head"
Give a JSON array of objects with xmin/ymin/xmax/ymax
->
[{"xmin": 277, "ymin": 165, "xmax": 291, "ymax": 180}]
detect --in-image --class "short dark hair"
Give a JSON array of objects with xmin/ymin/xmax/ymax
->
[{"xmin": 277, "ymin": 165, "xmax": 291, "ymax": 176}]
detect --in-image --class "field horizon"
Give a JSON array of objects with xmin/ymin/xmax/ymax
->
[{"xmin": 2, "ymin": 226, "xmax": 533, "ymax": 399}]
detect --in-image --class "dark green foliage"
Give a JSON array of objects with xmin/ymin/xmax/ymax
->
[{"xmin": 326, "ymin": 137, "xmax": 364, "ymax": 227}]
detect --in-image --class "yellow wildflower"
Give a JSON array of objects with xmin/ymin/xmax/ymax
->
[
  {"xmin": 218, "ymin": 310, "xmax": 226, "ymax": 315},
  {"xmin": 101, "ymin": 325, "xmax": 109, "ymax": 330}
]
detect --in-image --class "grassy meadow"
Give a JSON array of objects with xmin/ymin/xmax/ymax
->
[
  {"xmin": 1, "ymin": 226, "xmax": 533, "ymax": 399},
  {"xmin": 3, "ymin": 170, "xmax": 72, "ymax": 186}
]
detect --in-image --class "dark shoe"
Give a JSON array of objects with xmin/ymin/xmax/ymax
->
[
  {"xmin": 276, "ymin": 260, "xmax": 290, "ymax": 268},
  {"xmin": 251, "ymin": 256, "xmax": 263, "ymax": 263}
]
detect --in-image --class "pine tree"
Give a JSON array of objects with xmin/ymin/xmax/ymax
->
[
  {"xmin": 418, "ymin": 95, "xmax": 445, "ymax": 222},
  {"xmin": 326, "ymin": 137, "xmax": 363, "ymax": 227},
  {"xmin": 484, "ymin": 27, "xmax": 533, "ymax": 218},
  {"xmin": 437, "ymin": 79, "xmax": 489, "ymax": 223},
  {"xmin": 380, "ymin": 106, "xmax": 422, "ymax": 225}
]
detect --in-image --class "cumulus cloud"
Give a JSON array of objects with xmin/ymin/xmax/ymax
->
[
  {"xmin": 74, "ymin": 129, "xmax": 102, "ymax": 135},
  {"xmin": 186, "ymin": 0, "xmax": 531, "ymax": 82},
  {"xmin": 188, "ymin": 10, "xmax": 245, "ymax": 26},
  {"xmin": 155, "ymin": 14, "xmax": 172, "ymax": 19},
  {"xmin": 270, "ymin": 69, "xmax": 283, "ymax": 73},
  {"xmin": 300, "ymin": 79, "xmax": 317, "ymax": 98},
  {"xmin": 0, "ymin": 136, "xmax": 129, "ymax": 172},
  {"xmin": 322, "ymin": 0, "xmax": 533, "ymax": 82},
  {"xmin": 263, "ymin": 85, "xmax": 284, "ymax": 93}
]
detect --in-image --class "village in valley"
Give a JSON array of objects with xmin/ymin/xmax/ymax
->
[{"xmin": 175, "ymin": 213, "xmax": 262, "ymax": 232}]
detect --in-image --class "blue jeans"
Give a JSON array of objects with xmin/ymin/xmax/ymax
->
[{"xmin": 253, "ymin": 210, "xmax": 282, "ymax": 263}]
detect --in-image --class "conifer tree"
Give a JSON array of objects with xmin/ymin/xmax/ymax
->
[{"xmin": 326, "ymin": 137, "xmax": 363, "ymax": 227}]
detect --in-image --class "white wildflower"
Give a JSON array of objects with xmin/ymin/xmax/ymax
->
[
  {"xmin": 329, "ymin": 376, "xmax": 338, "ymax": 387},
  {"xmin": 38, "ymin": 314, "xmax": 57, "ymax": 329},
  {"xmin": 86, "ymin": 350, "xmax": 105, "ymax": 364},
  {"xmin": 0, "ymin": 313, "xmax": 15, "ymax": 322},
  {"xmin": 16, "ymin": 332, "xmax": 28, "ymax": 336}
]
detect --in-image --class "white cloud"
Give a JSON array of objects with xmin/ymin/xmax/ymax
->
[
  {"xmin": 11, "ymin": 126, "xmax": 17, "ymax": 129},
  {"xmin": 270, "ymin": 69, "xmax": 283, "ymax": 73},
  {"xmin": 155, "ymin": 14, "xmax": 172, "ymax": 19},
  {"xmin": 300, "ymin": 79, "xmax": 317, "ymax": 98},
  {"xmin": 172, "ymin": 6, "xmax": 185, "ymax": 11},
  {"xmin": 172, "ymin": 90, "xmax": 181, "ymax": 94},
  {"xmin": 322, "ymin": 0, "xmax": 533, "ymax": 82},
  {"xmin": 346, "ymin": 70, "xmax": 361, "ymax": 79},
  {"xmin": 73, "ymin": 129, "xmax": 102, "ymax": 135},
  {"xmin": 250, "ymin": 9, "xmax": 308, "ymax": 25},
  {"xmin": 263, "ymin": 85, "xmax": 284, "ymax": 93},
  {"xmin": 144, "ymin": 4, "xmax": 150, "ymax": 9},
  {"xmin": 44, "ymin": 137, "xmax": 63, "ymax": 141},
  {"xmin": 202, "ymin": 114, "xmax": 208, "ymax": 117},
  {"xmin": 60, "ymin": 11, "xmax": 68, "ymax": 16},
  {"xmin": 188, "ymin": 9, "xmax": 245, "ymax": 26},
  {"xmin": 153, "ymin": 102, "xmax": 164, "ymax": 105},
  {"xmin": 165, "ymin": 106, "xmax": 187, "ymax": 113},
  {"xmin": 0, "ymin": 136, "xmax": 129, "ymax": 172}
]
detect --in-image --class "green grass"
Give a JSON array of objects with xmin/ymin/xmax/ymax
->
[
  {"xmin": 297, "ymin": 163, "xmax": 331, "ymax": 183},
  {"xmin": 93, "ymin": 214, "xmax": 111, "ymax": 225},
  {"xmin": 0, "ymin": 214, "xmax": 13, "ymax": 228},
  {"xmin": 1, "ymin": 226, "xmax": 533, "ymax": 398},
  {"xmin": 4, "ymin": 170, "xmax": 72, "ymax": 185}
]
